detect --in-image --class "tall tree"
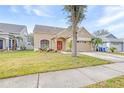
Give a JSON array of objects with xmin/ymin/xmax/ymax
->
[
  {"xmin": 93, "ymin": 29, "xmax": 110, "ymax": 36},
  {"xmin": 64, "ymin": 5, "xmax": 87, "ymax": 56}
]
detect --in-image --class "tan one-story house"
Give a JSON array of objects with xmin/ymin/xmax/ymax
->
[{"xmin": 33, "ymin": 25, "xmax": 93, "ymax": 52}]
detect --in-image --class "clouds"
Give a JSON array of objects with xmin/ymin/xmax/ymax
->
[
  {"xmin": 6, "ymin": 5, "xmax": 124, "ymax": 38},
  {"xmin": 23, "ymin": 6, "xmax": 54, "ymax": 17},
  {"xmin": 107, "ymin": 23, "xmax": 124, "ymax": 31},
  {"xmin": 98, "ymin": 6, "xmax": 124, "ymax": 35},
  {"xmin": 107, "ymin": 23, "xmax": 124, "ymax": 37},
  {"xmin": 97, "ymin": 6, "xmax": 124, "ymax": 26},
  {"xmin": 10, "ymin": 5, "xmax": 54, "ymax": 17},
  {"xmin": 10, "ymin": 6, "xmax": 19, "ymax": 13},
  {"xmin": 81, "ymin": 5, "xmax": 124, "ymax": 38}
]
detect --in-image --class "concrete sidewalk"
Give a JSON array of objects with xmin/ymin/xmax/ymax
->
[{"xmin": 0, "ymin": 63, "xmax": 124, "ymax": 88}]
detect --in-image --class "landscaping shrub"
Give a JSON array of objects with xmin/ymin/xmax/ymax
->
[
  {"xmin": 39, "ymin": 48, "xmax": 57, "ymax": 53},
  {"xmin": 109, "ymin": 47, "xmax": 116, "ymax": 52},
  {"xmin": 20, "ymin": 45, "xmax": 26, "ymax": 50}
]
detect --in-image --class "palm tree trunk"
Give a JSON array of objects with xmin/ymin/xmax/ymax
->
[
  {"xmin": 13, "ymin": 38, "xmax": 17, "ymax": 50},
  {"xmin": 72, "ymin": 21, "xmax": 77, "ymax": 57},
  {"xmin": 71, "ymin": 6, "xmax": 77, "ymax": 57}
]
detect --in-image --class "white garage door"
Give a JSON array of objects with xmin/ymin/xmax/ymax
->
[{"xmin": 111, "ymin": 42, "xmax": 122, "ymax": 52}]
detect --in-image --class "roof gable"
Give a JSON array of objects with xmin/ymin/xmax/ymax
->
[
  {"xmin": 106, "ymin": 34, "xmax": 117, "ymax": 39},
  {"xmin": 0, "ymin": 23, "xmax": 26, "ymax": 34},
  {"xmin": 54, "ymin": 27, "xmax": 92, "ymax": 39},
  {"xmin": 98, "ymin": 34, "xmax": 117, "ymax": 39},
  {"xmin": 33, "ymin": 25, "xmax": 65, "ymax": 35},
  {"xmin": 77, "ymin": 27, "xmax": 92, "ymax": 38},
  {"xmin": 55, "ymin": 29, "xmax": 72, "ymax": 38},
  {"xmin": 33, "ymin": 25, "xmax": 92, "ymax": 39}
]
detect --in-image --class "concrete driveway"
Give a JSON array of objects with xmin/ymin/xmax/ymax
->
[{"xmin": 79, "ymin": 52, "xmax": 124, "ymax": 63}]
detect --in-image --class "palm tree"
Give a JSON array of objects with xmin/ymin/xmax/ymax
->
[
  {"xmin": 9, "ymin": 34, "xmax": 23, "ymax": 50},
  {"xmin": 91, "ymin": 38, "xmax": 103, "ymax": 51},
  {"xmin": 64, "ymin": 5, "xmax": 87, "ymax": 56}
]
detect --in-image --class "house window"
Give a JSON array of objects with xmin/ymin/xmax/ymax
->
[{"xmin": 40, "ymin": 40, "xmax": 49, "ymax": 49}]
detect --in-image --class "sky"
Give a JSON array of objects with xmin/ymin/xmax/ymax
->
[{"xmin": 0, "ymin": 5, "xmax": 124, "ymax": 38}]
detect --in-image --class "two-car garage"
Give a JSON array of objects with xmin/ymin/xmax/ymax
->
[
  {"xmin": 77, "ymin": 41, "xmax": 93, "ymax": 52},
  {"xmin": 110, "ymin": 42, "xmax": 123, "ymax": 52}
]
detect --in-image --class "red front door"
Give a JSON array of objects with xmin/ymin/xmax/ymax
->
[{"xmin": 57, "ymin": 41, "xmax": 62, "ymax": 50}]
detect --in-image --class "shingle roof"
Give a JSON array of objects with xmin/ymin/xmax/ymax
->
[
  {"xmin": 54, "ymin": 29, "xmax": 72, "ymax": 38},
  {"xmin": 96, "ymin": 34, "xmax": 124, "ymax": 42},
  {"xmin": 96, "ymin": 34, "xmax": 117, "ymax": 39},
  {"xmin": 33, "ymin": 25, "xmax": 65, "ymax": 35},
  {"xmin": 33, "ymin": 25, "xmax": 92, "ymax": 40},
  {"xmin": 0, "ymin": 23, "xmax": 26, "ymax": 34},
  {"xmin": 54, "ymin": 27, "xmax": 92, "ymax": 39}
]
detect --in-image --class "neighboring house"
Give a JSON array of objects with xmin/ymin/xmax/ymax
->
[
  {"xmin": 34, "ymin": 25, "xmax": 93, "ymax": 52},
  {"xmin": 0, "ymin": 23, "xmax": 28, "ymax": 50},
  {"xmin": 97, "ymin": 34, "xmax": 124, "ymax": 52},
  {"xmin": 26, "ymin": 33, "xmax": 34, "ymax": 49}
]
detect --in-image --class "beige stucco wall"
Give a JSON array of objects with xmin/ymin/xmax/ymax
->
[
  {"xmin": 65, "ymin": 38, "xmax": 71, "ymax": 51},
  {"xmin": 77, "ymin": 29, "xmax": 92, "ymax": 38},
  {"xmin": 34, "ymin": 32, "xmax": 53, "ymax": 51}
]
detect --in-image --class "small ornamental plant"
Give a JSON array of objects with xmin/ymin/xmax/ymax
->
[{"xmin": 109, "ymin": 47, "xmax": 116, "ymax": 52}]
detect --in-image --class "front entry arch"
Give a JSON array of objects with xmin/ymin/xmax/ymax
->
[{"xmin": 57, "ymin": 41, "xmax": 62, "ymax": 50}]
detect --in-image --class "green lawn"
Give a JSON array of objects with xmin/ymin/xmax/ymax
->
[
  {"xmin": 86, "ymin": 75, "xmax": 124, "ymax": 88},
  {"xmin": 0, "ymin": 51, "xmax": 111, "ymax": 79}
]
